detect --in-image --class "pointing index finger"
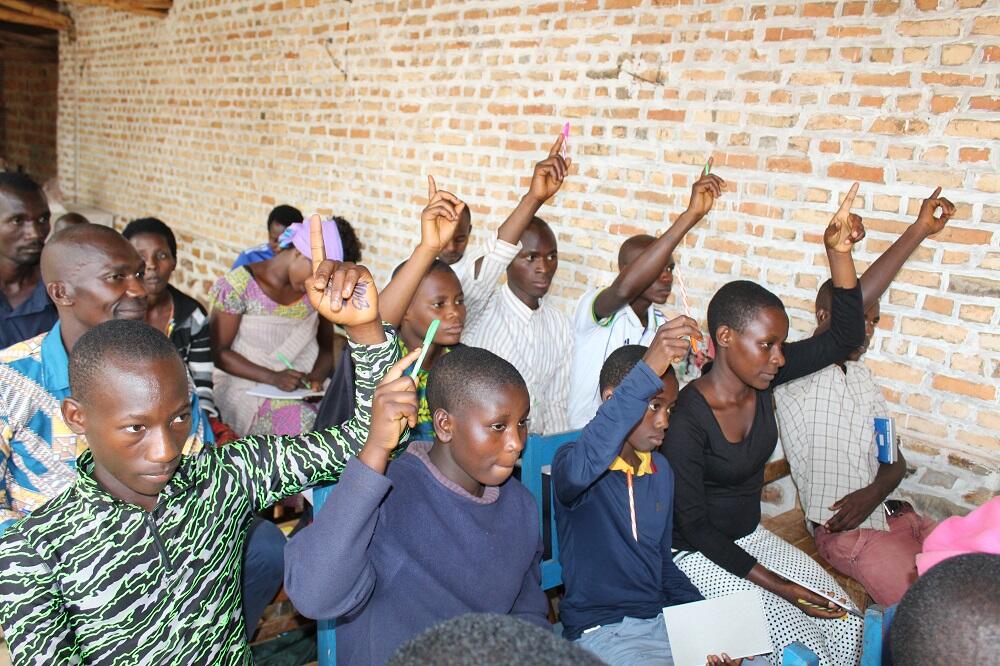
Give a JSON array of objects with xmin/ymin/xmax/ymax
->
[
  {"xmin": 837, "ymin": 182, "xmax": 860, "ymax": 216},
  {"xmin": 309, "ymin": 214, "xmax": 326, "ymax": 273},
  {"xmin": 549, "ymin": 133, "xmax": 564, "ymax": 158},
  {"xmin": 428, "ymin": 175, "xmax": 437, "ymax": 200},
  {"xmin": 930, "ymin": 186, "xmax": 942, "ymax": 200}
]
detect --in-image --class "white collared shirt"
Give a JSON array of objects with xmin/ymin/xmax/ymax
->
[
  {"xmin": 462, "ymin": 241, "xmax": 573, "ymax": 435},
  {"xmin": 567, "ymin": 289, "xmax": 668, "ymax": 429},
  {"xmin": 774, "ymin": 361, "xmax": 890, "ymax": 532}
]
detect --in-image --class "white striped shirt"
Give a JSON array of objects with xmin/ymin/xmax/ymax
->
[{"xmin": 462, "ymin": 240, "xmax": 572, "ymax": 435}]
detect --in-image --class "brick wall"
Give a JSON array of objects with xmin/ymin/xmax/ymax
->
[
  {"xmin": 57, "ymin": 0, "xmax": 997, "ymax": 519},
  {"xmin": 1, "ymin": 45, "xmax": 59, "ymax": 182}
]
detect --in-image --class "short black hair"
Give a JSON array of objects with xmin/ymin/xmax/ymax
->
[
  {"xmin": 0, "ymin": 171, "xmax": 43, "ymax": 196},
  {"xmin": 891, "ymin": 553, "xmax": 1000, "ymax": 665},
  {"xmin": 122, "ymin": 217, "xmax": 177, "ymax": 259},
  {"xmin": 599, "ymin": 344, "xmax": 675, "ymax": 393},
  {"xmin": 333, "ymin": 216, "xmax": 362, "ymax": 263},
  {"xmin": 426, "ymin": 346, "xmax": 527, "ymax": 415},
  {"xmin": 815, "ymin": 277, "xmax": 834, "ymax": 314},
  {"xmin": 391, "ymin": 258, "xmax": 456, "ymax": 281},
  {"xmin": 706, "ymin": 280, "xmax": 786, "ymax": 345},
  {"xmin": 267, "ymin": 204, "xmax": 303, "ymax": 229},
  {"xmin": 69, "ymin": 319, "xmax": 185, "ymax": 403},
  {"xmin": 388, "ymin": 613, "xmax": 604, "ymax": 666}
]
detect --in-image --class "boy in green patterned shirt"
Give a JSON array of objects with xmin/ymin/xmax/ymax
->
[{"xmin": 0, "ymin": 220, "xmax": 416, "ymax": 665}]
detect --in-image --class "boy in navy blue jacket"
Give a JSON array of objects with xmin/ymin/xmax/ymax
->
[{"xmin": 555, "ymin": 317, "xmax": 742, "ymax": 666}]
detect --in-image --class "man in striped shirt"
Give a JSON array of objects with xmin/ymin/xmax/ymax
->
[{"xmin": 462, "ymin": 135, "xmax": 572, "ymax": 434}]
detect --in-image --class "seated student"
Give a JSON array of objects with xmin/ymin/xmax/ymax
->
[
  {"xmin": 123, "ymin": 217, "xmax": 219, "ymax": 420},
  {"xmin": 0, "ymin": 172, "xmax": 57, "ymax": 349},
  {"xmin": 775, "ymin": 187, "xmax": 955, "ymax": 607},
  {"xmin": 316, "ymin": 180, "xmax": 469, "ymax": 437},
  {"xmin": 210, "ymin": 218, "xmax": 342, "ymax": 436},
  {"xmin": 231, "ymin": 204, "xmax": 303, "ymax": 269},
  {"xmin": 462, "ymin": 134, "xmax": 572, "ymax": 434},
  {"xmin": 284, "ymin": 346, "xmax": 549, "ymax": 666},
  {"xmin": 556, "ymin": 322, "xmax": 750, "ymax": 666},
  {"xmin": 664, "ymin": 185, "xmax": 871, "ymax": 665},
  {"xmin": 0, "ymin": 232, "xmax": 404, "ymax": 664},
  {"xmin": 51, "ymin": 212, "xmax": 90, "ymax": 236},
  {"xmin": 890, "ymin": 553, "xmax": 999, "ymax": 665},
  {"xmin": 568, "ymin": 166, "xmax": 725, "ymax": 428}
]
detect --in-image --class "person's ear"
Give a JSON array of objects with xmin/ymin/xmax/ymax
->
[
  {"xmin": 432, "ymin": 408, "xmax": 453, "ymax": 443},
  {"xmin": 716, "ymin": 325, "xmax": 733, "ymax": 349},
  {"xmin": 815, "ymin": 308, "xmax": 831, "ymax": 326},
  {"xmin": 600, "ymin": 386, "xmax": 615, "ymax": 403},
  {"xmin": 47, "ymin": 280, "xmax": 72, "ymax": 307},
  {"xmin": 61, "ymin": 397, "xmax": 87, "ymax": 436}
]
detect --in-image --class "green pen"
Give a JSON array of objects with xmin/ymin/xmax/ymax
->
[
  {"xmin": 703, "ymin": 159, "xmax": 711, "ymax": 176},
  {"xmin": 276, "ymin": 352, "xmax": 310, "ymax": 389},
  {"xmin": 409, "ymin": 319, "xmax": 441, "ymax": 381}
]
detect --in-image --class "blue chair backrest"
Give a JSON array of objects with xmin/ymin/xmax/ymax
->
[
  {"xmin": 312, "ymin": 483, "xmax": 337, "ymax": 666},
  {"xmin": 521, "ymin": 430, "xmax": 581, "ymax": 591}
]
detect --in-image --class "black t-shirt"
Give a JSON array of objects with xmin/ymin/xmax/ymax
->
[{"xmin": 665, "ymin": 284, "xmax": 864, "ymax": 577}]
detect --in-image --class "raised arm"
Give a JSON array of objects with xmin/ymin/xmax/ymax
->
[
  {"xmin": 592, "ymin": 165, "xmax": 724, "ymax": 320},
  {"xmin": 284, "ymin": 341, "xmax": 420, "ymax": 619},
  {"xmin": 379, "ymin": 177, "xmax": 465, "ymax": 327},
  {"xmin": 858, "ymin": 187, "xmax": 955, "ymax": 310},
  {"xmin": 0, "ymin": 535, "xmax": 83, "ymax": 664}
]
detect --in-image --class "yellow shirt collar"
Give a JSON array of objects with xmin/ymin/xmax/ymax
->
[{"xmin": 608, "ymin": 451, "xmax": 654, "ymax": 477}]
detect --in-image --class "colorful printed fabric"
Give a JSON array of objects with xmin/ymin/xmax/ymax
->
[
  {"xmin": 0, "ymin": 331, "xmax": 399, "ymax": 665},
  {"xmin": 398, "ymin": 338, "xmax": 451, "ymax": 430},
  {"xmin": 0, "ymin": 323, "xmax": 211, "ymax": 536}
]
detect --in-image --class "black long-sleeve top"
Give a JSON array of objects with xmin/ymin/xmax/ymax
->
[{"xmin": 665, "ymin": 284, "xmax": 864, "ymax": 577}]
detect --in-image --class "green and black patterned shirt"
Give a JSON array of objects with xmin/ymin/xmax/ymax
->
[{"xmin": 0, "ymin": 331, "xmax": 400, "ymax": 665}]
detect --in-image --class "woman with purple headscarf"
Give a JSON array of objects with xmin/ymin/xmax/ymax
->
[{"xmin": 209, "ymin": 218, "xmax": 344, "ymax": 436}]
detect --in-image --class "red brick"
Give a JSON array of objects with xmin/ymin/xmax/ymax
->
[
  {"xmin": 764, "ymin": 27, "xmax": 814, "ymax": 41},
  {"xmin": 766, "ymin": 156, "xmax": 812, "ymax": 173},
  {"xmin": 827, "ymin": 162, "xmax": 885, "ymax": 183}
]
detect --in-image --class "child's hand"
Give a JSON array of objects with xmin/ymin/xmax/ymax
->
[
  {"xmin": 823, "ymin": 182, "xmax": 865, "ymax": 254},
  {"xmin": 644, "ymin": 315, "xmax": 702, "ymax": 376},
  {"xmin": 914, "ymin": 186, "xmax": 956, "ymax": 236},
  {"xmin": 683, "ymin": 160, "xmax": 725, "ymax": 220},
  {"xmin": 305, "ymin": 215, "xmax": 380, "ymax": 329},
  {"xmin": 358, "ymin": 349, "xmax": 421, "ymax": 473},
  {"xmin": 419, "ymin": 175, "xmax": 466, "ymax": 253},
  {"xmin": 707, "ymin": 654, "xmax": 743, "ymax": 665},
  {"xmin": 527, "ymin": 134, "xmax": 571, "ymax": 203}
]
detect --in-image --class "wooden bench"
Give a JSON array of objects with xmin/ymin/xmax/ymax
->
[{"xmin": 760, "ymin": 459, "xmax": 870, "ymax": 611}]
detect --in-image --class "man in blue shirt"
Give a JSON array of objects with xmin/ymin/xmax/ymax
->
[
  {"xmin": 0, "ymin": 223, "xmax": 285, "ymax": 638},
  {"xmin": 0, "ymin": 172, "xmax": 57, "ymax": 348},
  {"xmin": 231, "ymin": 204, "xmax": 303, "ymax": 269}
]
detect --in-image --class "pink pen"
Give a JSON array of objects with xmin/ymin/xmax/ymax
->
[{"xmin": 560, "ymin": 121, "xmax": 570, "ymax": 159}]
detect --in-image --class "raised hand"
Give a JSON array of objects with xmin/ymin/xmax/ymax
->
[
  {"xmin": 304, "ymin": 214, "xmax": 380, "ymax": 329},
  {"xmin": 358, "ymin": 349, "xmax": 422, "ymax": 473},
  {"xmin": 644, "ymin": 315, "xmax": 703, "ymax": 375},
  {"xmin": 684, "ymin": 159, "xmax": 726, "ymax": 220},
  {"xmin": 527, "ymin": 134, "xmax": 571, "ymax": 203},
  {"xmin": 420, "ymin": 175, "xmax": 466, "ymax": 253},
  {"xmin": 824, "ymin": 182, "xmax": 866, "ymax": 254},
  {"xmin": 914, "ymin": 186, "xmax": 956, "ymax": 236}
]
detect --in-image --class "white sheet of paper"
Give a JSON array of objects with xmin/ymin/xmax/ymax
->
[
  {"xmin": 663, "ymin": 590, "xmax": 773, "ymax": 666},
  {"xmin": 246, "ymin": 382, "xmax": 326, "ymax": 400}
]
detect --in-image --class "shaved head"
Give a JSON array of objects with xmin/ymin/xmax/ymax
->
[
  {"xmin": 618, "ymin": 234, "xmax": 655, "ymax": 269},
  {"xmin": 41, "ymin": 224, "xmax": 135, "ymax": 285}
]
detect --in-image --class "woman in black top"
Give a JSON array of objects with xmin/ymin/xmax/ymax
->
[{"xmin": 665, "ymin": 184, "xmax": 867, "ymax": 665}]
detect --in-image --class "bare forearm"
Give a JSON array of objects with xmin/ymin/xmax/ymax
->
[
  {"xmin": 827, "ymin": 249, "xmax": 858, "ymax": 290},
  {"xmin": 859, "ymin": 224, "xmax": 927, "ymax": 310},
  {"xmin": 871, "ymin": 452, "xmax": 907, "ymax": 500},
  {"xmin": 496, "ymin": 193, "xmax": 545, "ymax": 245},
  {"xmin": 379, "ymin": 244, "xmax": 437, "ymax": 326},
  {"xmin": 216, "ymin": 349, "xmax": 276, "ymax": 383}
]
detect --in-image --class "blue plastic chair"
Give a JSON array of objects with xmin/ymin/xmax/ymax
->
[
  {"xmin": 311, "ymin": 483, "xmax": 337, "ymax": 666},
  {"xmin": 521, "ymin": 430, "xmax": 582, "ymax": 591},
  {"xmin": 782, "ymin": 604, "xmax": 890, "ymax": 666}
]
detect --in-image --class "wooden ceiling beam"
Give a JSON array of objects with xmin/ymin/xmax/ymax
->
[
  {"xmin": 0, "ymin": 0, "xmax": 70, "ymax": 29},
  {"xmin": 63, "ymin": 0, "xmax": 167, "ymax": 17},
  {"xmin": 0, "ymin": 6, "xmax": 63, "ymax": 30}
]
